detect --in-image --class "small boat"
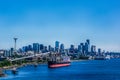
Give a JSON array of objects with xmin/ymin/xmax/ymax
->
[
  {"xmin": 34, "ymin": 63, "xmax": 38, "ymax": 67},
  {"xmin": 105, "ymin": 55, "xmax": 111, "ymax": 60},
  {"xmin": 11, "ymin": 67, "xmax": 18, "ymax": 74},
  {"xmin": 88, "ymin": 56, "xmax": 93, "ymax": 60}
]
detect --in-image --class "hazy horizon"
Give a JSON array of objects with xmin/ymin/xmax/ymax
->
[{"xmin": 0, "ymin": 0, "xmax": 120, "ymax": 52}]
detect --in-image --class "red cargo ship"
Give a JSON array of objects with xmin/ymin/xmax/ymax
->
[
  {"xmin": 48, "ymin": 53, "xmax": 71, "ymax": 68},
  {"xmin": 48, "ymin": 61, "xmax": 70, "ymax": 68}
]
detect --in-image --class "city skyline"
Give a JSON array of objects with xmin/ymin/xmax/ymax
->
[{"xmin": 0, "ymin": 0, "xmax": 120, "ymax": 52}]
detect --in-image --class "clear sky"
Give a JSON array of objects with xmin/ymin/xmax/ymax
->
[{"xmin": 0, "ymin": 0, "xmax": 120, "ymax": 52}]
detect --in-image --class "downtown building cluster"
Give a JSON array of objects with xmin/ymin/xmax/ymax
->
[
  {"xmin": 17, "ymin": 39, "xmax": 98, "ymax": 55},
  {"xmin": 0, "ymin": 39, "xmax": 120, "ymax": 59},
  {"xmin": 0, "ymin": 39, "xmax": 102, "ymax": 57}
]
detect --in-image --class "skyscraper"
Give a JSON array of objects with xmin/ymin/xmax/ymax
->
[
  {"xmin": 60, "ymin": 44, "xmax": 64, "ymax": 50},
  {"xmin": 60, "ymin": 44, "xmax": 64, "ymax": 53},
  {"xmin": 86, "ymin": 39, "xmax": 90, "ymax": 45},
  {"xmin": 91, "ymin": 45, "xmax": 96, "ymax": 55},
  {"xmin": 18, "ymin": 48, "xmax": 22, "ymax": 53},
  {"xmin": 39, "ymin": 44, "xmax": 44, "ymax": 51},
  {"xmin": 33, "ymin": 43, "xmax": 40, "ymax": 53},
  {"xmin": 55, "ymin": 41, "xmax": 60, "ymax": 52},
  {"xmin": 98, "ymin": 48, "xmax": 101, "ymax": 55},
  {"xmin": 24, "ymin": 46, "xmax": 28, "ymax": 52},
  {"xmin": 69, "ymin": 44, "xmax": 75, "ymax": 53},
  {"xmin": 86, "ymin": 39, "xmax": 90, "ymax": 52},
  {"xmin": 44, "ymin": 46, "xmax": 48, "ymax": 52},
  {"xmin": 28, "ymin": 45, "xmax": 33, "ymax": 51},
  {"xmin": 10, "ymin": 48, "xmax": 14, "ymax": 56},
  {"xmin": 48, "ymin": 45, "xmax": 51, "ymax": 51},
  {"xmin": 22, "ymin": 46, "xmax": 26, "ymax": 53},
  {"xmin": 80, "ymin": 43, "xmax": 84, "ymax": 55},
  {"xmin": 85, "ymin": 42, "xmax": 88, "ymax": 55},
  {"xmin": 78, "ymin": 45, "xmax": 81, "ymax": 52}
]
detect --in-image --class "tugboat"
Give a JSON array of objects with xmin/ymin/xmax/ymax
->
[{"xmin": 48, "ymin": 53, "xmax": 71, "ymax": 68}]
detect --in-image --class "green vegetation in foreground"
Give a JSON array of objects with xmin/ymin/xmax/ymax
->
[
  {"xmin": 0, "ymin": 58, "xmax": 47, "ymax": 69},
  {"xmin": 0, "ymin": 60, "xmax": 11, "ymax": 68}
]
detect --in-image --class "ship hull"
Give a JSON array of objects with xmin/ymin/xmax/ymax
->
[{"xmin": 48, "ymin": 61, "xmax": 70, "ymax": 68}]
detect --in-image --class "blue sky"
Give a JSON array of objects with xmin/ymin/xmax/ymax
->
[{"xmin": 0, "ymin": 0, "xmax": 120, "ymax": 52}]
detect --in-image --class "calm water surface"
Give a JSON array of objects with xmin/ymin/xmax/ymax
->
[{"xmin": 1, "ymin": 59, "xmax": 120, "ymax": 80}]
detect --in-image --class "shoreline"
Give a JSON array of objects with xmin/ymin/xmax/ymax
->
[
  {"xmin": 0, "ymin": 59, "xmax": 89, "ymax": 77},
  {"xmin": 2, "ymin": 59, "xmax": 89, "ymax": 70},
  {"xmin": 2, "ymin": 62, "xmax": 46, "ymax": 70}
]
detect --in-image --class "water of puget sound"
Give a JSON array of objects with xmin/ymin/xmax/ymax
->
[{"xmin": 1, "ymin": 59, "xmax": 120, "ymax": 80}]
